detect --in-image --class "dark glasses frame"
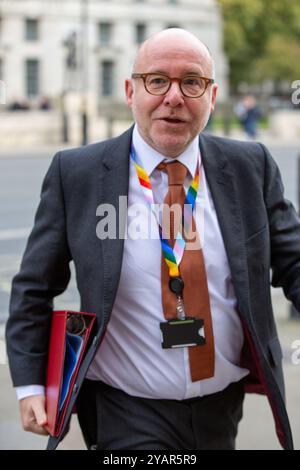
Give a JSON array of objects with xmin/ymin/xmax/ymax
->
[{"xmin": 131, "ymin": 72, "xmax": 214, "ymax": 98}]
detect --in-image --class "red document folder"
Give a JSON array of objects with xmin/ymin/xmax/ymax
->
[{"xmin": 45, "ymin": 310, "xmax": 96, "ymax": 437}]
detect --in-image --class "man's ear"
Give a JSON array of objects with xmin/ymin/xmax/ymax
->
[
  {"xmin": 125, "ymin": 79, "xmax": 134, "ymax": 107},
  {"xmin": 210, "ymin": 83, "xmax": 218, "ymax": 113}
]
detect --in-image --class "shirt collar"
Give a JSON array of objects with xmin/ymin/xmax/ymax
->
[{"xmin": 132, "ymin": 124, "xmax": 201, "ymax": 178}]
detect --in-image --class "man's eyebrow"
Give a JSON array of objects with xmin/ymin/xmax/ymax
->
[
  {"xmin": 146, "ymin": 69, "xmax": 205, "ymax": 76},
  {"xmin": 145, "ymin": 70, "xmax": 169, "ymax": 75}
]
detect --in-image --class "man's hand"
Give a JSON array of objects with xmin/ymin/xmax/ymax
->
[{"xmin": 19, "ymin": 395, "xmax": 49, "ymax": 436}]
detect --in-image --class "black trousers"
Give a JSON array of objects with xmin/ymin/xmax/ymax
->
[{"xmin": 76, "ymin": 379, "xmax": 245, "ymax": 450}]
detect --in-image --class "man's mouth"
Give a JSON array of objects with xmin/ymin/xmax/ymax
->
[{"xmin": 160, "ymin": 117, "xmax": 186, "ymax": 124}]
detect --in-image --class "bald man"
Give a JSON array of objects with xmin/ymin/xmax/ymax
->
[{"xmin": 6, "ymin": 29, "xmax": 296, "ymax": 450}]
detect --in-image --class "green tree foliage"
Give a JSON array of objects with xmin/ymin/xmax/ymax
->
[{"xmin": 218, "ymin": 0, "xmax": 300, "ymax": 91}]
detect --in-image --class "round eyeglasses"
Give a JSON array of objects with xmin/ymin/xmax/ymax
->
[{"xmin": 131, "ymin": 73, "xmax": 214, "ymax": 98}]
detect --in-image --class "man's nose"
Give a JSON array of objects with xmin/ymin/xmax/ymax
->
[{"xmin": 163, "ymin": 81, "xmax": 185, "ymax": 107}]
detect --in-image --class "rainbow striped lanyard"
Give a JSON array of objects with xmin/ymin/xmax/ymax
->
[{"xmin": 130, "ymin": 144, "xmax": 200, "ymax": 278}]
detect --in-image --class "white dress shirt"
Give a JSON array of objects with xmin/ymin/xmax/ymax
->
[{"xmin": 16, "ymin": 125, "xmax": 249, "ymax": 401}]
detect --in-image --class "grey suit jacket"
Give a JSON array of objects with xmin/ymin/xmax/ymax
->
[{"xmin": 6, "ymin": 127, "xmax": 300, "ymax": 449}]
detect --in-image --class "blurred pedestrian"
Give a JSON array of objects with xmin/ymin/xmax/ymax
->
[
  {"xmin": 235, "ymin": 95, "xmax": 262, "ymax": 139},
  {"xmin": 39, "ymin": 96, "xmax": 51, "ymax": 110}
]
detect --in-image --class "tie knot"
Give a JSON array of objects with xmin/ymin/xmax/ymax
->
[{"xmin": 157, "ymin": 160, "xmax": 188, "ymax": 186}]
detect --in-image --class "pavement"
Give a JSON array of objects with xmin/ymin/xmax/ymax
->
[{"xmin": 0, "ymin": 129, "xmax": 299, "ymax": 160}]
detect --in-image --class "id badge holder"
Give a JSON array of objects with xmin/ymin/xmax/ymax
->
[{"xmin": 160, "ymin": 317, "xmax": 206, "ymax": 349}]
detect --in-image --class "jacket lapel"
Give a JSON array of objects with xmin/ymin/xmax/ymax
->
[
  {"xmin": 98, "ymin": 127, "xmax": 133, "ymax": 325},
  {"xmin": 199, "ymin": 133, "xmax": 251, "ymax": 323}
]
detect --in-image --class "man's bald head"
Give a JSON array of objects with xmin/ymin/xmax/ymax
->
[
  {"xmin": 132, "ymin": 28, "xmax": 215, "ymax": 79},
  {"xmin": 125, "ymin": 27, "xmax": 218, "ymax": 157}
]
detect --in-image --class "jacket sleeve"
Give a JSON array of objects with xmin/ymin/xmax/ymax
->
[
  {"xmin": 6, "ymin": 152, "xmax": 72, "ymax": 386},
  {"xmin": 262, "ymin": 143, "xmax": 300, "ymax": 313}
]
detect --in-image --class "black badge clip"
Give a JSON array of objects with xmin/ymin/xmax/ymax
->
[{"xmin": 160, "ymin": 317, "xmax": 205, "ymax": 349}]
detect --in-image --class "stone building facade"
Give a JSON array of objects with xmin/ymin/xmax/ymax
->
[{"xmin": 0, "ymin": 0, "xmax": 228, "ymax": 110}]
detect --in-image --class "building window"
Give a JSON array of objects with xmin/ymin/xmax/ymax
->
[
  {"xmin": 98, "ymin": 22, "xmax": 112, "ymax": 46},
  {"xmin": 101, "ymin": 61, "xmax": 114, "ymax": 97},
  {"xmin": 25, "ymin": 19, "xmax": 39, "ymax": 41},
  {"xmin": 135, "ymin": 24, "xmax": 146, "ymax": 44},
  {"xmin": 0, "ymin": 58, "xmax": 4, "ymax": 105},
  {"xmin": 26, "ymin": 59, "xmax": 39, "ymax": 97}
]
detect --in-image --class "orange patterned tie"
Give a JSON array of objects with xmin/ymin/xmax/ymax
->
[{"xmin": 158, "ymin": 160, "xmax": 215, "ymax": 381}]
